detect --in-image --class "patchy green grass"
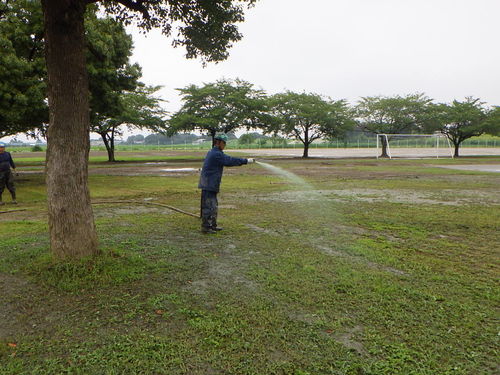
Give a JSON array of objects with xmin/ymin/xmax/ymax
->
[{"xmin": 0, "ymin": 156, "xmax": 498, "ymax": 374}]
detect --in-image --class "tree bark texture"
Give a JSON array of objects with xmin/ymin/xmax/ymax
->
[
  {"xmin": 380, "ymin": 136, "xmax": 389, "ymax": 158},
  {"xmin": 302, "ymin": 126, "xmax": 309, "ymax": 158},
  {"xmin": 210, "ymin": 129, "xmax": 216, "ymax": 147},
  {"xmin": 42, "ymin": 0, "xmax": 99, "ymax": 259},
  {"xmin": 107, "ymin": 140, "xmax": 115, "ymax": 162},
  {"xmin": 302, "ymin": 143, "xmax": 309, "ymax": 158},
  {"xmin": 100, "ymin": 132, "xmax": 116, "ymax": 162}
]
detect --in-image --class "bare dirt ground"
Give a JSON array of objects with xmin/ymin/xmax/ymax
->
[
  {"xmin": 436, "ymin": 164, "xmax": 500, "ymax": 173},
  {"xmin": 234, "ymin": 147, "xmax": 500, "ymax": 158},
  {"xmin": 12, "ymin": 147, "xmax": 500, "ymax": 178},
  {"xmin": 232, "ymin": 147, "xmax": 500, "ymax": 158},
  {"xmin": 12, "ymin": 147, "xmax": 500, "ymax": 160},
  {"xmin": 11, "ymin": 150, "xmax": 207, "ymax": 159},
  {"xmin": 89, "ymin": 164, "xmax": 202, "ymax": 176}
]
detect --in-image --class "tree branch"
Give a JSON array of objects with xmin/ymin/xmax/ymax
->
[
  {"xmin": 114, "ymin": 0, "xmax": 150, "ymax": 17},
  {"xmin": 293, "ymin": 128, "xmax": 304, "ymax": 144},
  {"xmin": 309, "ymin": 133, "xmax": 321, "ymax": 143},
  {"xmin": 86, "ymin": 40, "xmax": 105, "ymax": 62}
]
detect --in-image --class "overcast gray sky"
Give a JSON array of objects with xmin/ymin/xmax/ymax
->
[
  {"xmin": 8, "ymin": 0, "xmax": 499, "ymax": 142},
  {"xmin": 129, "ymin": 0, "xmax": 500, "ymax": 116}
]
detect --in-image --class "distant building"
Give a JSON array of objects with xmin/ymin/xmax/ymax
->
[
  {"xmin": 8, "ymin": 142, "xmax": 26, "ymax": 147},
  {"xmin": 90, "ymin": 139, "xmax": 104, "ymax": 146},
  {"xmin": 192, "ymin": 139, "xmax": 208, "ymax": 145}
]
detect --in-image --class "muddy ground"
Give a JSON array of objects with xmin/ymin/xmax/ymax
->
[{"xmin": 11, "ymin": 147, "xmax": 500, "ymax": 160}]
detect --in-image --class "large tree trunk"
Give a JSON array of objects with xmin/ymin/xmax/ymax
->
[
  {"xmin": 302, "ymin": 142, "xmax": 309, "ymax": 158},
  {"xmin": 110, "ymin": 126, "xmax": 116, "ymax": 161},
  {"xmin": 454, "ymin": 142, "xmax": 460, "ymax": 157},
  {"xmin": 302, "ymin": 127, "xmax": 310, "ymax": 158},
  {"xmin": 210, "ymin": 129, "xmax": 216, "ymax": 147},
  {"xmin": 380, "ymin": 136, "xmax": 389, "ymax": 158},
  {"xmin": 42, "ymin": 0, "xmax": 99, "ymax": 259}
]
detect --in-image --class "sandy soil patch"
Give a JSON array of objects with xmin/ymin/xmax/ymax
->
[
  {"xmin": 89, "ymin": 165, "xmax": 201, "ymax": 176},
  {"xmin": 234, "ymin": 147, "xmax": 500, "ymax": 158},
  {"xmin": 437, "ymin": 164, "xmax": 500, "ymax": 173}
]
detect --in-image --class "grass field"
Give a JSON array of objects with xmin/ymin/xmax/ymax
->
[{"xmin": 0, "ymin": 154, "xmax": 499, "ymax": 374}]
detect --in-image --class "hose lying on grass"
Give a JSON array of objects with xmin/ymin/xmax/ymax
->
[
  {"xmin": 0, "ymin": 209, "xmax": 27, "ymax": 214},
  {"xmin": 0, "ymin": 201, "xmax": 199, "ymax": 218},
  {"xmin": 91, "ymin": 200, "xmax": 200, "ymax": 218}
]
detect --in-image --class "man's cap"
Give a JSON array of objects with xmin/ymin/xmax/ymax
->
[
  {"xmin": 214, "ymin": 134, "xmax": 228, "ymax": 143},
  {"xmin": 0, "ymin": 143, "xmax": 6, "ymax": 147}
]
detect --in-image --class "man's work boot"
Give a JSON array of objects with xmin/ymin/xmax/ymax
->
[
  {"xmin": 11, "ymin": 193, "xmax": 17, "ymax": 204},
  {"xmin": 212, "ymin": 227, "xmax": 223, "ymax": 231},
  {"xmin": 201, "ymin": 227, "xmax": 216, "ymax": 234}
]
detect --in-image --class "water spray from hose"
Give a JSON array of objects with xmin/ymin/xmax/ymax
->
[{"xmin": 255, "ymin": 161, "xmax": 319, "ymax": 198}]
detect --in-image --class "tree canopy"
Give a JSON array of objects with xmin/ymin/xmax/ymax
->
[
  {"xmin": 432, "ymin": 98, "xmax": 489, "ymax": 157},
  {"xmin": 98, "ymin": 0, "xmax": 257, "ymax": 63},
  {"xmin": 266, "ymin": 92, "xmax": 354, "ymax": 157},
  {"xmin": 483, "ymin": 106, "xmax": 500, "ymax": 137},
  {"xmin": 86, "ymin": 9, "xmax": 142, "ymax": 126},
  {"xmin": 0, "ymin": 2, "xmax": 166, "ymax": 161},
  {"xmin": 356, "ymin": 93, "xmax": 435, "ymax": 134},
  {"xmin": 85, "ymin": 12, "xmax": 166, "ymax": 161},
  {"xmin": 356, "ymin": 93, "xmax": 435, "ymax": 157},
  {"xmin": 0, "ymin": 0, "xmax": 46, "ymax": 137},
  {"xmin": 168, "ymin": 79, "xmax": 267, "ymax": 145},
  {"xmin": 93, "ymin": 85, "xmax": 167, "ymax": 161}
]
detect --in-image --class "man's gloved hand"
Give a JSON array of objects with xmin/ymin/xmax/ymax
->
[{"xmin": 247, "ymin": 158, "xmax": 255, "ymax": 164}]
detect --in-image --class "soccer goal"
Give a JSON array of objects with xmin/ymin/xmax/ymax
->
[{"xmin": 376, "ymin": 134, "xmax": 454, "ymax": 159}]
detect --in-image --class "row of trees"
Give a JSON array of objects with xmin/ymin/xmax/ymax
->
[
  {"xmin": 168, "ymin": 80, "xmax": 500, "ymax": 157},
  {"xmin": 142, "ymin": 133, "xmax": 200, "ymax": 145}
]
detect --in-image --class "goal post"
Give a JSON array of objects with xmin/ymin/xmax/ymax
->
[{"xmin": 376, "ymin": 133, "xmax": 454, "ymax": 159}]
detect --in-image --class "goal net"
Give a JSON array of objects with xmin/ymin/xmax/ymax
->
[{"xmin": 376, "ymin": 134, "xmax": 454, "ymax": 159}]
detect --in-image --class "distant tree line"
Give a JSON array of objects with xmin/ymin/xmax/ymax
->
[
  {"xmin": 167, "ymin": 79, "xmax": 500, "ymax": 157},
  {"xmin": 124, "ymin": 133, "xmax": 201, "ymax": 145}
]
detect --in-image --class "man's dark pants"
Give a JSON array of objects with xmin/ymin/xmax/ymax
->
[
  {"xmin": 201, "ymin": 190, "xmax": 218, "ymax": 230},
  {"xmin": 0, "ymin": 170, "xmax": 15, "ymax": 201}
]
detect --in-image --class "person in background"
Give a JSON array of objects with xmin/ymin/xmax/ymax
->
[
  {"xmin": 198, "ymin": 134, "xmax": 254, "ymax": 234},
  {"xmin": 0, "ymin": 142, "xmax": 17, "ymax": 205}
]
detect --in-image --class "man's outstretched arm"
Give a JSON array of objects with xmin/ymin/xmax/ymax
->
[{"xmin": 220, "ymin": 153, "xmax": 249, "ymax": 167}]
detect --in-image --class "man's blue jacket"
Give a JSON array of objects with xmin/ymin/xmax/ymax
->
[{"xmin": 198, "ymin": 147, "xmax": 247, "ymax": 193}]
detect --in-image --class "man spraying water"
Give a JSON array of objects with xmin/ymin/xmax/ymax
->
[{"xmin": 198, "ymin": 134, "xmax": 254, "ymax": 234}]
